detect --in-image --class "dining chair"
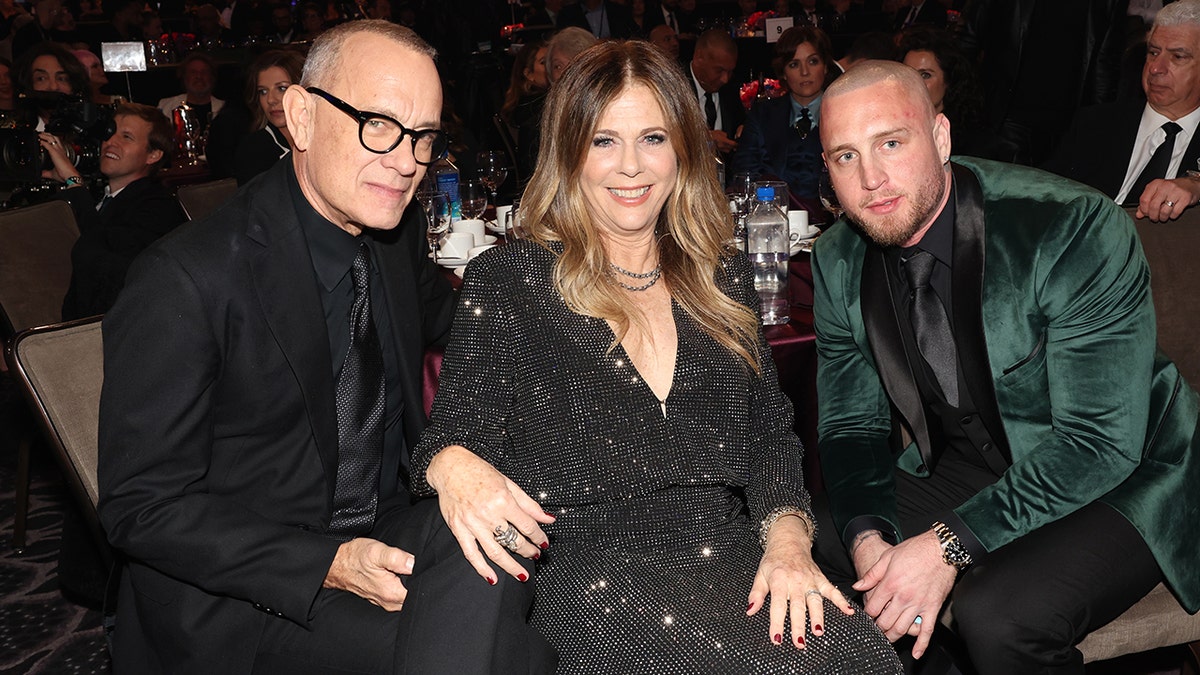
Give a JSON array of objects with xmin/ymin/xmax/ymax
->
[
  {"xmin": 176, "ymin": 177, "xmax": 238, "ymax": 221},
  {"xmin": 6, "ymin": 317, "xmax": 111, "ymax": 565},
  {"xmin": 0, "ymin": 200, "xmax": 80, "ymax": 339}
]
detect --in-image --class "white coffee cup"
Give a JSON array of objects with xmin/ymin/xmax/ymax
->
[
  {"xmin": 441, "ymin": 231, "xmax": 475, "ymax": 259},
  {"xmin": 494, "ymin": 204, "xmax": 512, "ymax": 230},
  {"xmin": 452, "ymin": 219, "xmax": 487, "ymax": 245},
  {"xmin": 788, "ymin": 210, "xmax": 817, "ymax": 244}
]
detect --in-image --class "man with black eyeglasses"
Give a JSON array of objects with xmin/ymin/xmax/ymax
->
[{"xmin": 98, "ymin": 20, "xmax": 556, "ymax": 674}]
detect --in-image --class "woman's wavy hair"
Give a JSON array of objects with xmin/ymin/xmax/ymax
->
[
  {"xmin": 245, "ymin": 49, "xmax": 305, "ymax": 130},
  {"xmin": 501, "ymin": 39, "xmax": 546, "ymax": 122},
  {"xmin": 521, "ymin": 40, "xmax": 762, "ymax": 371},
  {"xmin": 898, "ymin": 26, "xmax": 984, "ymax": 130},
  {"xmin": 771, "ymin": 25, "xmax": 838, "ymax": 91}
]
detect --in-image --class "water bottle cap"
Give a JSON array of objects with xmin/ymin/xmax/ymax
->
[{"xmin": 756, "ymin": 186, "xmax": 774, "ymax": 200}]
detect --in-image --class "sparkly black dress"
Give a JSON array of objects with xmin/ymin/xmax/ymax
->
[{"xmin": 412, "ymin": 241, "xmax": 901, "ymax": 674}]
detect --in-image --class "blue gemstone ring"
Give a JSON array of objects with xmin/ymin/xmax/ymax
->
[{"xmin": 913, "ymin": 615, "xmax": 923, "ymax": 626}]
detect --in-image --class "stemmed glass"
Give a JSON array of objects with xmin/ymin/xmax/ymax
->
[
  {"xmin": 476, "ymin": 150, "xmax": 509, "ymax": 207},
  {"xmin": 459, "ymin": 178, "xmax": 488, "ymax": 221},
  {"xmin": 417, "ymin": 179, "xmax": 450, "ymax": 260},
  {"xmin": 726, "ymin": 172, "xmax": 755, "ymax": 248}
]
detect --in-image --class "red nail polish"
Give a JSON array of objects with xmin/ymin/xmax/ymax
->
[
  {"xmin": 797, "ymin": 636, "xmax": 806, "ymax": 647},
  {"xmin": 539, "ymin": 541, "xmax": 550, "ymax": 550},
  {"xmin": 773, "ymin": 633, "xmax": 782, "ymax": 644},
  {"xmin": 543, "ymin": 511, "xmax": 555, "ymax": 518},
  {"xmin": 487, "ymin": 576, "xmax": 496, "ymax": 586},
  {"xmin": 533, "ymin": 552, "xmax": 541, "ymax": 560},
  {"xmin": 747, "ymin": 602, "xmax": 755, "ymax": 612},
  {"xmin": 814, "ymin": 624, "xmax": 822, "ymax": 633},
  {"xmin": 518, "ymin": 573, "xmax": 528, "ymax": 582}
]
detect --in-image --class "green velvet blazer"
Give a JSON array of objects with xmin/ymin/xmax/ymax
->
[{"xmin": 812, "ymin": 157, "xmax": 1200, "ymax": 612}]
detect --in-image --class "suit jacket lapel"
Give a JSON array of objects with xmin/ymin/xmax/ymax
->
[
  {"xmin": 1105, "ymin": 101, "xmax": 1145, "ymax": 197},
  {"xmin": 245, "ymin": 166, "xmax": 340, "ymax": 492},
  {"xmin": 950, "ymin": 163, "xmax": 1012, "ymax": 462},
  {"xmin": 861, "ymin": 246, "xmax": 935, "ymax": 467}
]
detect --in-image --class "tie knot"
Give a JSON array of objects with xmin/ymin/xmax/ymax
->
[
  {"xmin": 350, "ymin": 243, "xmax": 371, "ymax": 292},
  {"xmin": 1164, "ymin": 121, "xmax": 1183, "ymax": 138},
  {"xmin": 904, "ymin": 250, "xmax": 936, "ymax": 289}
]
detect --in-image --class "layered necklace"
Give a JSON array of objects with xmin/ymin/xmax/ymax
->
[{"xmin": 608, "ymin": 261, "xmax": 662, "ymax": 292}]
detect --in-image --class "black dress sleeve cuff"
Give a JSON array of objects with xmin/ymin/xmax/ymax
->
[{"xmin": 842, "ymin": 514, "xmax": 899, "ymax": 550}]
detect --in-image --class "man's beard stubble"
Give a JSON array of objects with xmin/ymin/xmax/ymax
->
[{"xmin": 842, "ymin": 169, "xmax": 946, "ymax": 248}]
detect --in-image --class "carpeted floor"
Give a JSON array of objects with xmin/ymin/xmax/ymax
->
[{"xmin": 0, "ymin": 376, "xmax": 110, "ymax": 675}]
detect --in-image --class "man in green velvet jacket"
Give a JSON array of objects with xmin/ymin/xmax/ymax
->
[{"xmin": 811, "ymin": 60, "xmax": 1200, "ymax": 675}]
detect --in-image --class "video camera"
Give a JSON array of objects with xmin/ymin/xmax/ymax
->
[{"xmin": 0, "ymin": 92, "xmax": 117, "ymax": 206}]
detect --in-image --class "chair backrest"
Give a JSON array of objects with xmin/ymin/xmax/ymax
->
[
  {"xmin": 0, "ymin": 200, "xmax": 80, "ymax": 338},
  {"xmin": 1126, "ymin": 206, "xmax": 1200, "ymax": 386},
  {"xmin": 176, "ymin": 177, "xmax": 238, "ymax": 221},
  {"xmin": 7, "ymin": 319, "xmax": 104, "ymax": 514}
]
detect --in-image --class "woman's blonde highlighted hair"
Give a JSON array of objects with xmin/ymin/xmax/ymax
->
[{"xmin": 521, "ymin": 40, "xmax": 762, "ymax": 371}]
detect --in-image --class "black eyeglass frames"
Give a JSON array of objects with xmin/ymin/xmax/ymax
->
[{"xmin": 306, "ymin": 86, "xmax": 449, "ymax": 165}]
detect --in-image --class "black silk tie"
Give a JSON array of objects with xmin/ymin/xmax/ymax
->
[
  {"xmin": 794, "ymin": 107, "xmax": 812, "ymax": 139},
  {"xmin": 1128, "ymin": 121, "xmax": 1183, "ymax": 205},
  {"xmin": 705, "ymin": 92, "xmax": 717, "ymax": 130},
  {"xmin": 905, "ymin": 251, "xmax": 959, "ymax": 407},
  {"xmin": 329, "ymin": 243, "xmax": 385, "ymax": 536}
]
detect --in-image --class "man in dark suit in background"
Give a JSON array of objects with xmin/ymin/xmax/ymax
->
[
  {"xmin": 556, "ymin": 0, "xmax": 636, "ymax": 38},
  {"xmin": 689, "ymin": 28, "xmax": 745, "ymax": 157},
  {"xmin": 37, "ymin": 102, "xmax": 184, "ymax": 321},
  {"xmin": 1045, "ymin": 0, "xmax": 1200, "ymax": 223},
  {"xmin": 98, "ymin": 20, "xmax": 554, "ymax": 674}
]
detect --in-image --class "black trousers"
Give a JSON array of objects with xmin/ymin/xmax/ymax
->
[
  {"xmin": 252, "ymin": 498, "xmax": 556, "ymax": 675},
  {"xmin": 814, "ymin": 455, "xmax": 1163, "ymax": 675}
]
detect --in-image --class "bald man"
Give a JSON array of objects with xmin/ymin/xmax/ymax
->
[{"xmin": 810, "ymin": 60, "xmax": 1200, "ymax": 674}]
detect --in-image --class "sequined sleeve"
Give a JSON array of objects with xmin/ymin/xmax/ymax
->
[
  {"xmin": 410, "ymin": 249, "xmax": 518, "ymax": 495},
  {"xmin": 719, "ymin": 253, "xmax": 815, "ymax": 531}
]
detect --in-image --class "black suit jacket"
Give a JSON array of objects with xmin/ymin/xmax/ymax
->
[
  {"xmin": 97, "ymin": 160, "xmax": 456, "ymax": 672},
  {"xmin": 1043, "ymin": 99, "xmax": 1200, "ymax": 201},
  {"xmin": 730, "ymin": 96, "xmax": 823, "ymax": 200},
  {"xmin": 556, "ymin": 1, "xmax": 637, "ymax": 38},
  {"xmin": 58, "ymin": 177, "xmax": 186, "ymax": 321}
]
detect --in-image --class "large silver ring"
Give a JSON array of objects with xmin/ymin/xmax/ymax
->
[
  {"xmin": 1166, "ymin": 200, "xmax": 1176, "ymax": 208},
  {"xmin": 493, "ymin": 523, "xmax": 521, "ymax": 551},
  {"xmin": 804, "ymin": 589, "xmax": 822, "ymax": 598},
  {"xmin": 913, "ymin": 615, "xmax": 924, "ymax": 626}
]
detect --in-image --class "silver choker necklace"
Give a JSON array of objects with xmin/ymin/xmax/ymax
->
[{"xmin": 608, "ymin": 262, "xmax": 662, "ymax": 292}]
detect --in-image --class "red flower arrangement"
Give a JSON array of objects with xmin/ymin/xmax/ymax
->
[
  {"xmin": 744, "ymin": 10, "xmax": 777, "ymax": 30},
  {"xmin": 739, "ymin": 78, "xmax": 785, "ymax": 110}
]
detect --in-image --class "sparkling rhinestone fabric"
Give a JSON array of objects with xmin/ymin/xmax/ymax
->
[{"xmin": 413, "ymin": 241, "xmax": 901, "ymax": 674}]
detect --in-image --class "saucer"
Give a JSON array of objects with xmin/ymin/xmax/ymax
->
[
  {"xmin": 486, "ymin": 221, "xmax": 507, "ymax": 235},
  {"xmin": 436, "ymin": 256, "xmax": 470, "ymax": 268},
  {"xmin": 791, "ymin": 236, "xmax": 818, "ymax": 255}
]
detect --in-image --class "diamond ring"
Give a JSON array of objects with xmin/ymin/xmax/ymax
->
[
  {"xmin": 1166, "ymin": 200, "xmax": 1176, "ymax": 208},
  {"xmin": 493, "ymin": 523, "xmax": 521, "ymax": 551}
]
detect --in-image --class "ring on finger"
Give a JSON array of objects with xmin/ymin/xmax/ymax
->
[
  {"xmin": 913, "ymin": 615, "xmax": 923, "ymax": 626},
  {"xmin": 492, "ymin": 523, "xmax": 521, "ymax": 551},
  {"xmin": 804, "ymin": 588, "xmax": 822, "ymax": 598},
  {"xmin": 1167, "ymin": 200, "xmax": 1176, "ymax": 208}
]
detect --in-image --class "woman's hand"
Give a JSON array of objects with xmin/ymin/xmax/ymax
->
[
  {"xmin": 426, "ymin": 444, "xmax": 555, "ymax": 584},
  {"xmin": 747, "ymin": 515, "xmax": 854, "ymax": 649},
  {"xmin": 38, "ymin": 133, "xmax": 80, "ymax": 183}
]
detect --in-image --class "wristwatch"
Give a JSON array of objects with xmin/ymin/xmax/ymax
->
[{"xmin": 932, "ymin": 521, "xmax": 973, "ymax": 571}]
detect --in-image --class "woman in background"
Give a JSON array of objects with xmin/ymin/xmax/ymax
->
[
  {"xmin": 233, "ymin": 50, "xmax": 304, "ymax": 185},
  {"xmin": 731, "ymin": 25, "xmax": 838, "ymax": 204}
]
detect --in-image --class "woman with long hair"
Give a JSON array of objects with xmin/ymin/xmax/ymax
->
[
  {"xmin": 412, "ymin": 40, "xmax": 901, "ymax": 674},
  {"xmin": 233, "ymin": 49, "xmax": 305, "ymax": 185}
]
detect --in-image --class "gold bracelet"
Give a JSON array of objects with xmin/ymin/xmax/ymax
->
[{"xmin": 758, "ymin": 506, "xmax": 815, "ymax": 549}]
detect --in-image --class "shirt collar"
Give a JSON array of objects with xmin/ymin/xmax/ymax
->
[
  {"xmin": 287, "ymin": 162, "xmax": 362, "ymax": 292},
  {"xmin": 902, "ymin": 175, "xmax": 956, "ymax": 267},
  {"xmin": 790, "ymin": 93, "xmax": 823, "ymax": 128}
]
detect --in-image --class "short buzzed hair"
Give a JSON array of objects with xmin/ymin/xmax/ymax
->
[
  {"xmin": 301, "ymin": 19, "xmax": 435, "ymax": 89},
  {"xmin": 827, "ymin": 59, "xmax": 935, "ymax": 117}
]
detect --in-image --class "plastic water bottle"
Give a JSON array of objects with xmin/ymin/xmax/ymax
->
[
  {"xmin": 746, "ymin": 186, "xmax": 790, "ymax": 325},
  {"xmin": 432, "ymin": 157, "xmax": 462, "ymax": 223}
]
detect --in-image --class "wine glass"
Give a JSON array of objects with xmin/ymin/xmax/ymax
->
[
  {"xmin": 459, "ymin": 178, "xmax": 488, "ymax": 221},
  {"xmin": 726, "ymin": 172, "xmax": 755, "ymax": 247},
  {"xmin": 417, "ymin": 181, "xmax": 450, "ymax": 260},
  {"xmin": 476, "ymin": 150, "xmax": 509, "ymax": 207}
]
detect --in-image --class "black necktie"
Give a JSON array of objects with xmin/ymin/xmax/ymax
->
[
  {"xmin": 1128, "ymin": 121, "xmax": 1183, "ymax": 205},
  {"xmin": 905, "ymin": 251, "xmax": 959, "ymax": 407},
  {"xmin": 329, "ymin": 242, "xmax": 386, "ymax": 536},
  {"xmin": 705, "ymin": 92, "xmax": 717, "ymax": 130},
  {"xmin": 97, "ymin": 194, "xmax": 112, "ymax": 213},
  {"xmin": 794, "ymin": 107, "xmax": 812, "ymax": 139}
]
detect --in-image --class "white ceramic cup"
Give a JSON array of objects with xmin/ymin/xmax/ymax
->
[
  {"xmin": 788, "ymin": 210, "xmax": 817, "ymax": 244},
  {"xmin": 494, "ymin": 204, "xmax": 512, "ymax": 230},
  {"xmin": 452, "ymin": 219, "xmax": 487, "ymax": 245},
  {"xmin": 441, "ymin": 231, "xmax": 475, "ymax": 259}
]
